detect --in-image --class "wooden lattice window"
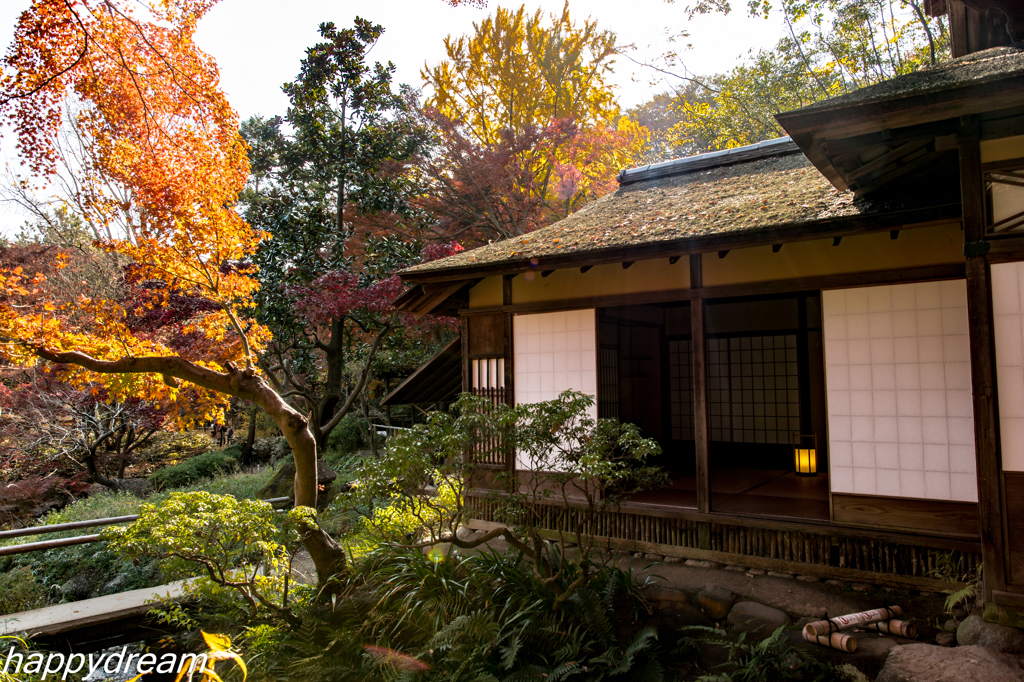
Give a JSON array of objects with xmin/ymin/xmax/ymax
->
[
  {"xmin": 707, "ymin": 335, "xmax": 800, "ymax": 445},
  {"xmin": 668, "ymin": 339, "xmax": 694, "ymax": 440}
]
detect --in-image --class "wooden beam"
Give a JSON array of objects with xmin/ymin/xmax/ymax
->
[
  {"xmin": 465, "ymin": 519, "xmax": 976, "ymax": 591},
  {"xmin": 845, "ymin": 138, "xmax": 932, "ymax": 186},
  {"xmin": 690, "ymin": 254, "xmax": 710, "ymax": 515},
  {"xmin": 854, "ymin": 147, "xmax": 942, "ymax": 196},
  {"xmin": 960, "ymin": 125, "xmax": 1008, "ymax": 600},
  {"xmin": 459, "ymin": 263, "xmax": 966, "ymax": 316},
  {"xmin": 502, "ymin": 274, "xmax": 514, "ymax": 307},
  {"xmin": 982, "ymin": 156, "xmax": 1024, "ymax": 173}
]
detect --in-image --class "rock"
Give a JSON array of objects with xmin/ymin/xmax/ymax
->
[
  {"xmin": 876, "ymin": 643, "xmax": 1024, "ymax": 682},
  {"xmin": 767, "ymin": 571, "xmax": 795, "ymax": 579},
  {"xmin": 951, "ymin": 607, "xmax": 968, "ymax": 622},
  {"xmin": 723, "ymin": 565, "xmax": 746, "ymax": 572},
  {"xmin": 956, "ymin": 614, "xmax": 1024, "ymax": 655},
  {"xmin": 644, "ymin": 554, "xmax": 664, "ymax": 561},
  {"xmin": 796, "ymin": 575, "xmax": 821, "ymax": 583},
  {"xmin": 643, "ymin": 587, "xmax": 712, "ymax": 628},
  {"xmin": 257, "ymin": 459, "xmax": 338, "ymax": 509},
  {"xmin": 850, "ymin": 582, "xmax": 874, "ymax": 592},
  {"xmin": 746, "ymin": 568, "xmax": 767, "ymax": 576},
  {"xmin": 935, "ymin": 632, "xmax": 956, "ymax": 647},
  {"xmin": 685, "ymin": 559, "xmax": 723, "ymax": 569},
  {"xmin": 727, "ymin": 601, "xmax": 791, "ymax": 639},
  {"xmin": 664, "ymin": 556, "xmax": 683, "ymax": 563},
  {"xmin": 697, "ymin": 585, "xmax": 737, "ymax": 620},
  {"xmin": 943, "ymin": 619, "xmax": 958, "ymax": 633},
  {"xmin": 825, "ymin": 579, "xmax": 847, "ymax": 587},
  {"xmin": 61, "ymin": 569, "xmax": 101, "ymax": 600},
  {"xmin": 633, "ymin": 552, "xmax": 644, "ymax": 558}
]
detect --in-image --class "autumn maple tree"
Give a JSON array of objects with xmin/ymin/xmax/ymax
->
[{"xmin": 0, "ymin": 0, "xmax": 370, "ymax": 583}]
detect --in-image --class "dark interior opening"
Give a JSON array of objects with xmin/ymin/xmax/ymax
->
[{"xmin": 597, "ymin": 292, "xmax": 830, "ymax": 520}]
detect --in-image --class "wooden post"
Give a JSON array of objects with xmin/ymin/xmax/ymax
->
[
  {"xmin": 960, "ymin": 121, "xmax": 1007, "ymax": 603},
  {"xmin": 691, "ymin": 254, "xmax": 711, "ymax": 514}
]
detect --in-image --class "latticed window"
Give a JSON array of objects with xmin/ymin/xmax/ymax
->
[
  {"xmin": 707, "ymin": 335, "xmax": 800, "ymax": 444},
  {"xmin": 598, "ymin": 346, "xmax": 619, "ymax": 419},
  {"xmin": 471, "ymin": 357, "xmax": 505, "ymax": 390},
  {"xmin": 668, "ymin": 339, "xmax": 694, "ymax": 440}
]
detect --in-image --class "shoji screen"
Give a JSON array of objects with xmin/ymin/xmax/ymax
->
[
  {"xmin": 513, "ymin": 309, "xmax": 597, "ymax": 406},
  {"xmin": 822, "ymin": 281, "xmax": 977, "ymax": 502},
  {"xmin": 993, "ymin": 261, "xmax": 1024, "ymax": 472}
]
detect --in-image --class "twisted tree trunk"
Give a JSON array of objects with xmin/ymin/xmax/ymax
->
[{"xmin": 33, "ymin": 348, "xmax": 350, "ymax": 583}]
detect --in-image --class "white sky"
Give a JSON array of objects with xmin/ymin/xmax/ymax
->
[
  {"xmin": 1, "ymin": 0, "xmax": 782, "ymax": 118},
  {"xmin": 0, "ymin": 0, "xmax": 785, "ymax": 231}
]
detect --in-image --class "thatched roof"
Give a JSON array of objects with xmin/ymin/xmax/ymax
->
[
  {"xmin": 791, "ymin": 45, "xmax": 1024, "ymax": 116},
  {"xmin": 401, "ymin": 147, "xmax": 958, "ymax": 281}
]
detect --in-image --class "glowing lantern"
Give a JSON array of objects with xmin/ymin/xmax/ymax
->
[{"xmin": 793, "ymin": 434, "xmax": 818, "ymax": 476}]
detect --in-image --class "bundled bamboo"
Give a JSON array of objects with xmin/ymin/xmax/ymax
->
[
  {"xmin": 803, "ymin": 606, "xmax": 904, "ymax": 637},
  {"xmin": 801, "ymin": 630, "xmax": 857, "ymax": 652},
  {"xmin": 866, "ymin": 619, "xmax": 916, "ymax": 638}
]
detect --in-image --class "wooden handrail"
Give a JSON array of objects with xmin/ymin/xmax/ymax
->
[{"xmin": 0, "ymin": 496, "xmax": 293, "ymax": 554}]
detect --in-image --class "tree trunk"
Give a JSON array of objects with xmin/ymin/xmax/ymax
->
[
  {"xmin": 242, "ymin": 405, "xmax": 258, "ymax": 463},
  {"xmin": 31, "ymin": 350, "xmax": 350, "ymax": 584},
  {"xmin": 262, "ymin": 386, "xmax": 349, "ymax": 582}
]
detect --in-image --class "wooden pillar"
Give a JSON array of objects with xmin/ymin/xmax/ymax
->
[
  {"xmin": 502, "ymin": 275, "xmax": 515, "ymax": 407},
  {"xmin": 690, "ymin": 254, "xmax": 711, "ymax": 514},
  {"xmin": 960, "ymin": 121, "xmax": 1007, "ymax": 603}
]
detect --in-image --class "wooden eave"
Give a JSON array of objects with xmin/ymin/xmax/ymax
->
[
  {"xmin": 777, "ymin": 69, "xmax": 1024, "ymax": 194},
  {"xmin": 398, "ymin": 202, "xmax": 961, "ymax": 285},
  {"xmin": 380, "ymin": 336, "xmax": 462, "ymax": 406}
]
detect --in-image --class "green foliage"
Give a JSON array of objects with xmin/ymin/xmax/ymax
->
[
  {"xmin": 681, "ymin": 626, "xmax": 834, "ymax": 682},
  {"xmin": 646, "ymin": 0, "xmax": 951, "ymax": 153},
  {"xmin": 927, "ymin": 551, "xmax": 983, "ymax": 613},
  {"xmin": 103, "ymin": 492, "xmax": 317, "ymax": 622},
  {"xmin": 0, "ymin": 567, "xmax": 48, "ymax": 615},
  {"xmin": 325, "ymin": 415, "xmax": 366, "ymax": 458},
  {"xmin": 282, "ymin": 545, "xmax": 662, "ymax": 682},
  {"xmin": 148, "ymin": 449, "xmax": 239, "ymax": 490},
  {"xmin": 342, "ymin": 390, "xmax": 666, "ymax": 611}
]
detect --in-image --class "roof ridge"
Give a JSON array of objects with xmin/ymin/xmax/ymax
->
[{"xmin": 617, "ymin": 136, "xmax": 801, "ymax": 186}]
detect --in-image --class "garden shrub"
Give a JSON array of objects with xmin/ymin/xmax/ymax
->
[
  {"xmin": 0, "ymin": 567, "xmax": 49, "ymax": 615},
  {"xmin": 325, "ymin": 415, "xmax": 365, "ymax": 458},
  {"xmin": 148, "ymin": 449, "xmax": 239, "ymax": 491}
]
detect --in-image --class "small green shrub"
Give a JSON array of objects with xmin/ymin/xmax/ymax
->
[
  {"xmin": 0, "ymin": 567, "xmax": 49, "ymax": 615},
  {"xmin": 149, "ymin": 449, "xmax": 238, "ymax": 491},
  {"xmin": 325, "ymin": 416, "xmax": 365, "ymax": 458}
]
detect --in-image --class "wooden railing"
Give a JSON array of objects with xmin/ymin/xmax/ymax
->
[
  {"xmin": 0, "ymin": 497, "xmax": 291, "ymax": 557},
  {"xmin": 465, "ymin": 494, "xmax": 981, "ymax": 590},
  {"xmin": 470, "ymin": 386, "xmax": 509, "ymax": 468}
]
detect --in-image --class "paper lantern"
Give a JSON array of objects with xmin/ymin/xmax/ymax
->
[{"xmin": 793, "ymin": 434, "xmax": 818, "ymax": 476}]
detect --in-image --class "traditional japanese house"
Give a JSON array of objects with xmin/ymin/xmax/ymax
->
[{"xmin": 394, "ymin": 6, "xmax": 1024, "ymax": 626}]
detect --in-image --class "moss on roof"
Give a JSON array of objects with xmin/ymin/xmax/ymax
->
[
  {"xmin": 790, "ymin": 45, "xmax": 1024, "ymax": 115},
  {"xmin": 404, "ymin": 153, "xmax": 945, "ymax": 276}
]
